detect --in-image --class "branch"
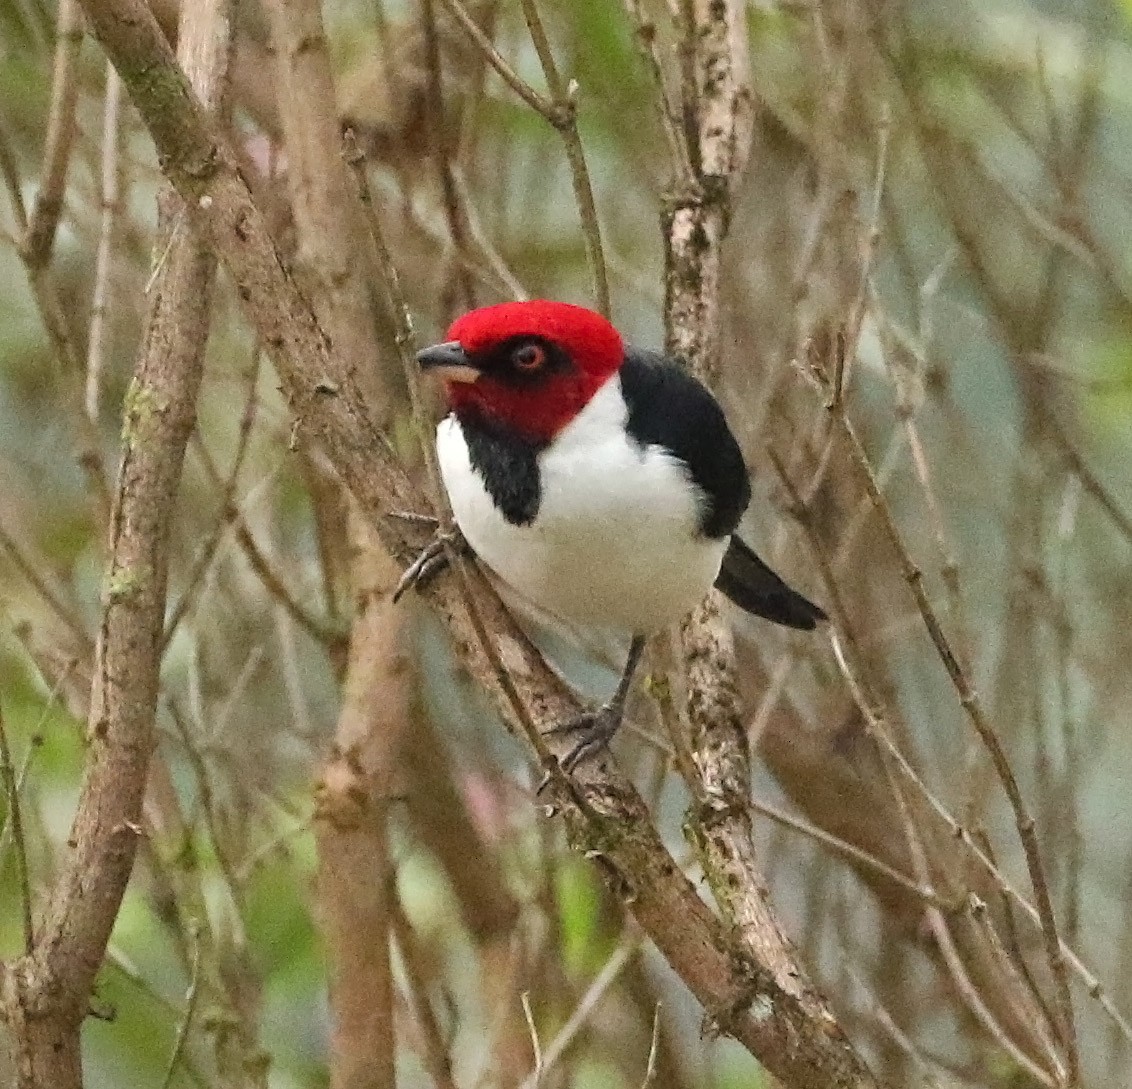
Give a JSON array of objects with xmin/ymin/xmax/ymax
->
[
  {"xmin": 86, "ymin": 62, "xmax": 124, "ymax": 423},
  {"xmin": 314, "ymin": 549, "xmax": 403, "ymax": 1089},
  {"xmin": 6, "ymin": 0, "xmax": 111, "ymax": 521},
  {"xmin": 0, "ymin": 707, "xmax": 33, "ymax": 956},
  {"xmin": 658, "ymin": 2, "xmax": 883, "ymax": 1084},
  {"xmin": 438, "ymin": 0, "xmax": 609, "ymax": 315},
  {"xmin": 2, "ymin": 4, "xmax": 232, "ymax": 1087},
  {"xmin": 260, "ymin": 2, "xmax": 404, "ymax": 1085},
  {"xmin": 21, "ymin": 0, "xmax": 82, "ymax": 269}
]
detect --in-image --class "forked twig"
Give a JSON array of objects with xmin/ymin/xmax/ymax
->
[{"xmin": 435, "ymin": 0, "xmax": 609, "ymax": 315}]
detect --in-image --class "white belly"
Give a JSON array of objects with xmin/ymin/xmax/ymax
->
[{"xmin": 436, "ymin": 377, "xmax": 726, "ymax": 641}]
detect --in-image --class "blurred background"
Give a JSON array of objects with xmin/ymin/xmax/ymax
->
[{"xmin": 1, "ymin": 0, "xmax": 1132, "ymax": 1086}]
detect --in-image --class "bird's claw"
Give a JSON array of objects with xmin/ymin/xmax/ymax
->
[
  {"xmin": 538, "ymin": 703, "xmax": 623, "ymax": 789},
  {"xmin": 393, "ymin": 527, "xmax": 464, "ymax": 603}
]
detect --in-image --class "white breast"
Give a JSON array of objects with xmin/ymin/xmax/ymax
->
[{"xmin": 436, "ymin": 376, "xmax": 727, "ymax": 644}]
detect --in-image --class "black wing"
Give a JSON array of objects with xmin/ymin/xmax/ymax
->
[
  {"xmin": 619, "ymin": 347, "xmax": 751, "ymax": 539},
  {"xmin": 619, "ymin": 346, "xmax": 825, "ymax": 630},
  {"xmin": 714, "ymin": 535, "xmax": 827, "ymax": 630}
]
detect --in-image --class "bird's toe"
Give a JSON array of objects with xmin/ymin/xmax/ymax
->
[
  {"xmin": 545, "ymin": 704, "xmax": 623, "ymax": 775},
  {"xmin": 392, "ymin": 526, "xmax": 467, "ymax": 603}
]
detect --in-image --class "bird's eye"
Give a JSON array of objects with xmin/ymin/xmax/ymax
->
[{"xmin": 513, "ymin": 343, "xmax": 546, "ymax": 372}]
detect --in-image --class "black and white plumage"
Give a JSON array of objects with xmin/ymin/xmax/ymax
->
[{"xmin": 413, "ymin": 300, "xmax": 825, "ymax": 770}]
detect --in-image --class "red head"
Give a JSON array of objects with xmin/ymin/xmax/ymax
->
[{"xmin": 416, "ymin": 301, "xmax": 624, "ymax": 442}]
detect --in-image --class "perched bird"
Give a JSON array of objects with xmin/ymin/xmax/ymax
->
[{"xmin": 407, "ymin": 300, "xmax": 825, "ymax": 771}]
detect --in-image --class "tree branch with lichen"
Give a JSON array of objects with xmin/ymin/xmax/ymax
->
[{"xmin": 656, "ymin": 2, "xmax": 881, "ymax": 1086}]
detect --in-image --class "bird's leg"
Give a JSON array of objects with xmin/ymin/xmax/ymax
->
[
  {"xmin": 392, "ymin": 524, "xmax": 469, "ymax": 603},
  {"xmin": 385, "ymin": 509, "xmax": 440, "ymax": 529},
  {"xmin": 544, "ymin": 635, "xmax": 647, "ymax": 776}
]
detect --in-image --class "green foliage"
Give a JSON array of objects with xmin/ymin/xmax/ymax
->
[{"xmin": 554, "ymin": 855, "xmax": 613, "ymax": 977}]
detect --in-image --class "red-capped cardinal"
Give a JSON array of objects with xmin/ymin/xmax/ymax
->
[{"xmin": 404, "ymin": 300, "xmax": 826, "ymax": 772}]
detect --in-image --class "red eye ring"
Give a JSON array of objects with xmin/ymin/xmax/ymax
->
[{"xmin": 513, "ymin": 343, "xmax": 545, "ymax": 371}]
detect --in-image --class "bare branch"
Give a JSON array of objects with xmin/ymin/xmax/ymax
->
[
  {"xmin": 2, "ymin": 4, "xmax": 232, "ymax": 1085},
  {"xmin": 437, "ymin": 0, "xmax": 609, "ymax": 315},
  {"xmin": 158, "ymin": 920, "xmax": 203, "ymax": 1089},
  {"xmin": 0, "ymin": 707, "xmax": 34, "ymax": 956},
  {"xmin": 519, "ymin": 937, "xmax": 640, "ymax": 1089},
  {"xmin": 22, "ymin": 0, "xmax": 82, "ymax": 268},
  {"xmin": 516, "ymin": 0, "xmax": 610, "ymax": 316},
  {"xmin": 391, "ymin": 898, "xmax": 460, "ymax": 1089},
  {"xmin": 657, "ymin": 1, "xmax": 882, "ymax": 1083},
  {"xmin": 831, "ymin": 405, "xmax": 1079, "ymax": 1082},
  {"xmin": 86, "ymin": 62, "xmax": 124, "ymax": 424}
]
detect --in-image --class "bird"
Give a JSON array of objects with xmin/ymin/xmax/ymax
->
[{"xmin": 404, "ymin": 299, "xmax": 826, "ymax": 773}]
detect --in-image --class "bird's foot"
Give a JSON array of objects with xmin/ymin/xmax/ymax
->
[
  {"xmin": 392, "ymin": 525, "xmax": 467, "ymax": 603},
  {"xmin": 541, "ymin": 702, "xmax": 624, "ymax": 785}
]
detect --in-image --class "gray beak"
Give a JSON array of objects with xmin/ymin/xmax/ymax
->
[{"xmin": 416, "ymin": 341, "xmax": 480, "ymax": 384}]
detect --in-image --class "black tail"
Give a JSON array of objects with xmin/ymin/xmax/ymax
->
[{"xmin": 714, "ymin": 536, "xmax": 827, "ymax": 630}]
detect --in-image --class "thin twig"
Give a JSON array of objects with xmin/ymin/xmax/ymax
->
[
  {"xmin": 803, "ymin": 274, "xmax": 1086, "ymax": 1065},
  {"xmin": 748, "ymin": 794, "xmax": 954, "ymax": 914},
  {"xmin": 9, "ymin": 0, "xmax": 111, "ymax": 519},
  {"xmin": 370, "ymin": 167, "xmax": 526, "ymax": 298},
  {"xmin": 0, "ymin": 706, "xmax": 34, "ymax": 954},
  {"xmin": 831, "ymin": 406, "xmax": 1079, "ymax": 1080},
  {"xmin": 162, "ymin": 353, "xmax": 262, "ymax": 651},
  {"xmin": 0, "ymin": 521, "xmax": 92, "ymax": 650},
  {"xmin": 1053, "ymin": 472, "xmax": 1082, "ymax": 951},
  {"xmin": 437, "ymin": 0, "xmax": 609, "ymax": 315},
  {"xmin": 449, "ymin": 166, "xmax": 529, "ymax": 299},
  {"xmin": 827, "ymin": 633, "xmax": 1062, "ymax": 1089},
  {"xmin": 831, "ymin": 103, "xmax": 890, "ymax": 409},
  {"xmin": 0, "ymin": 662, "xmax": 72, "ymax": 871},
  {"xmin": 620, "ymin": 0, "xmax": 694, "ymax": 184},
  {"xmin": 344, "ymin": 134, "xmax": 447, "ymax": 520},
  {"xmin": 774, "ymin": 448, "xmax": 1066, "ymax": 1082},
  {"xmin": 232, "ymin": 812, "xmax": 313, "ymax": 884},
  {"xmin": 0, "ymin": 110, "xmax": 28, "ymax": 226},
  {"xmin": 1052, "ymin": 426, "xmax": 1132, "ymax": 548},
  {"xmin": 433, "ymin": 0, "xmax": 554, "ymax": 115},
  {"xmin": 191, "ymin": 435, "xmax": 342, "ymax": 650},
  {"xmin": 391, "ymin": 899, "xmax": 459, "ymax": 1089},
  {"xmin": 640, "ymin": 1002, "xmax": 662, "ymax": 1089},
  {"xmin": 521, "ymin": 992, "xmax": 543, "ymax": 1086},
  {"xmin": 86, "ymin": 62, "xmax": 124, "ymax": 423},
  {"xmin": 159, "ymin": 920, "xmax": 203, "ymax": 1089},
  {"xmin": 516, "ymin": 0, "xmax": 610, "ymax": 315},
  {"xmin": 22, "ymin": 0, "xmax": 82, "ymax": 268},
  {"xmin": 877, "ymin": 308, "xmax": 971, "ymax": 674},
  {"xmin": 102, "ymin": 951, "xmax": 211, "ymax": 1089},
  {"xmin": 420, "ymin": 0, "xmax": 476, "ymax": 314},
  {"xmin": 846, "ymin": 969, "xmax": 950, "ymax": 1089},
  {"xmin": 519, "ymin": 938, "xmax": 640, "ymax": 1089},
  {"xmin": 977, "ymin": 827, "xmax": 1061, "ymax": 1047},
  {"xmin": 880, "ymin": 706, "xmax": 1132, "ymax": 1047}
]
